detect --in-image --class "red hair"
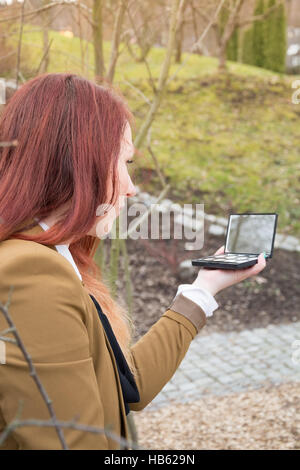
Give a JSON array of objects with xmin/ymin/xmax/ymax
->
[{"xmin": 0, "ymin": 72, "xmax": 136, "ymax": 374}]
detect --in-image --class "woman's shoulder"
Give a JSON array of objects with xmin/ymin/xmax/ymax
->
[
  {"xmin": 0, "ymin": 238, "xmax": 90, "ymax": 363},
  {"xmin": 0, "ymin": 238, "xmax": 56, "ymax": 257},
  {"xmin": 0, "ymin": 238, "xmax": 82, "ymax": 289}
]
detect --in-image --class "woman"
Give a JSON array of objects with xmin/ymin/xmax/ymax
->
[{"xmin": 0, "ymin": 73, "xmax": 266, "ymax": 450}]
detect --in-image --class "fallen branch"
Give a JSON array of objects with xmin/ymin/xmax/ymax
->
[{"xmin": 0, "ymin": 416, "xmax": 142, "ymax": 450}]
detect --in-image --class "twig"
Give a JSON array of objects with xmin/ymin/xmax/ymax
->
[
  {"xmin": 134, "ymin": 0, "xmax": 186, "ymax": 150},
  {"xmin": 238, "ymin": 3, "xmax": 280, "ymax": 28},
  {"xmin": 166, "ymin": 0, "xmax": 227, "ymax": 85},
  {"xmin": 35, "ymin": 37, "xmax": 54, "ymax": 76},
  {"xmin": 0, "ymin": 416, "xmax": 143, "ymax": 450},
  {"xmin": 9, "ymin": 37, "xmax": 95, "ymax": 73},
  {"xmin": 119, "ymin": 76, "xmax": 151, "ymax": 105},
  {"xmin": 0, "ymin": 326, "xmax": 16, "ymax": 336},
  {"xmin": 0, "ymin": 50, "xmax": 16, "ymax": 62},
  {"xmin": 106, "ymin": 0, "xmax": 128, "ymax": 84},
  {"xmin": 15, "ymin": 0, "xmax": 26, "ymax": 88},
  {"xmin": 18, "ymin": 70, "xmax": 26, "ymax": 84},
  {"xmin": 76, "ymin": 0, "xmax": 85, "ymax": 75},
  {"xmin": 191, "ymin": 0, "xmax": 227, "ymax": 52},
  {"xmin": 125, "ymin": 3, "xmax": 157, "ymax": 93},
  {"xmin": 120, "ymin": 238, "xmax": 133, "ymax": 319},
  {"xmin": 146, "ymin": 127, "xmax": 166, "ymax": 188},
  {"xmin": 0, "ymin": 1, "xmax": 94, "ymax": 25},
  {"xmin": 120, "ymin": 183, "xmax": 170, "ymax": 239},
  {"xmin": 0, "ymin": 336, "xmax": 17, "ymax": 344}
]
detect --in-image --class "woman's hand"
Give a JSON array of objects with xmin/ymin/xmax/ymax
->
[{"xmin": 192, "ymin": 245, "xmax": 267, "ymax": 296}]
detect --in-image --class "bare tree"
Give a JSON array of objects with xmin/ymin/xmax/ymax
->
[
  {"xmin": 134, "ymin": 0, "xmax": 187, "ymax": 150},
  {"xmin": 15, "ymin": 0, "xmax": 26, "ymax": 87},
  {"xmin": 105, "ymin": 0, "xmax": 128, "ymax": 83},
  {"xmin": 194, "ymin": 0, "xmax": 280, "ymax": 70},
  {"xmin": 174, "ymin": 0, "xmax": 188, "ymax": 63},
  {"xmin": 124, "ymin": 0, "xmax": 161, "ymax": 64},
  {"xmin": 39, "ymin": 0, "xmax": 51, "ymax": 74},
  {"xmin": 92, "ymin": 0, "xmax": 105, "ymax": 80}
]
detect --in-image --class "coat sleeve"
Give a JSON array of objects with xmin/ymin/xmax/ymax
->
[
  {"xmin": 0, "ymin": 248, "xmax": 109, "ymax": 450},
  {"xmin": 129, "ymin": 293, "xmax": 207, "ymax": 412}
]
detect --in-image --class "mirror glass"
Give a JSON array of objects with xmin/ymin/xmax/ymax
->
[{"xmin": 225, "ymin": 214, "xmax": 277, "ymax": 255}]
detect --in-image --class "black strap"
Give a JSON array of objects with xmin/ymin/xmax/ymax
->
[{"xmin": 89, "ymin": 294, "xmax": 140, "ymax": 415}]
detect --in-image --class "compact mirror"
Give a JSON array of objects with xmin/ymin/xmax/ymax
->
[
  {"xmin": 192, "ymin": 213, "xmax": 278, "ymax": 270},
  {"xmin": 225, "ymin": 213, "xmax": 278, "ymax": 257}
]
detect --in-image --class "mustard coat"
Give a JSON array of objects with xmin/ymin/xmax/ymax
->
[{"xmin": 0, "ymin": 221, "xmax": 207, "ymax": 449}]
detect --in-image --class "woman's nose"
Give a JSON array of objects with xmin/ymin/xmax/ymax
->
[{"xmin": 126, "ymin": 176, "xmax": 137, "ymax": 198}]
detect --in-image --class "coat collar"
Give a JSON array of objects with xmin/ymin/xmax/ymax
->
[
  {"xmin": 11, "ymin": 218, "xmax": 58, "ymax": 253},
  {"xmin": 11, "ymin": 218, "xmax": 86, "ymax": 284}
]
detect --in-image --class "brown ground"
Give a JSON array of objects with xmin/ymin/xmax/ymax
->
[{"xmin": 132, "ymin": 382, "xmax": 300, "ymax": 450}]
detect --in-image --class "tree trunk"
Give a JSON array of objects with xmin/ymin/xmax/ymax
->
[
  {"xmin": 189, "ymin": 0, "xmax": 199, "ymax": 43},
  {"xmin": 106, "ymin": 0, "xmax": 128, "ymax": 84},
  {"xmin": 175, "ymin": 20, "xmax": 183, "ymax": 63},
  {"xmin": 174, "ymin": 0, "xmax": 187, "ymax": 64},
  {"xmin": 218, "ymin": 45, "xmax": 227, "ymax": 70},
  {"xmin": 93, "ymin": 0, "xmax": 105, "ymax": 82},
  {"xmin": 134, "ymin": 0, "xmax": 185, "ymax": 150},
  {"xmin": 40, "ymin": 27, "xmax": 49, "ymax": 74}
]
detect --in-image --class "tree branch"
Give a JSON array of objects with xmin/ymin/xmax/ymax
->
[
  {"xmin": 120, "ymin": 184, "xmax": 170, "ymax": 239},
  {"xmin": 15, "ymin": 0, "xmax": 26, "ymax": 88},
  {"xmin": 0, "ymin": 1, "xmax": 95, "ymax": 26},
  {"xmin": 134, "ymin": 0, "xmax": 186, "ymax": 150},
  {"xmin": 146, "ymin": 127, "xmax": 167, "ymax": 188},
  {"xmin": 237, "ymin": 3, "xmax": 280, "ymax": 28},
  {"xmin": 166, "ymin": 0, "xmax": 226, "ymax": 84},
  {"xmin": 105, "ymin": 0, "xmax": 128, "ymax": 83},
  {"xmin": 0, "ymin": 416, "xmax": 142, "ymax": 450}
]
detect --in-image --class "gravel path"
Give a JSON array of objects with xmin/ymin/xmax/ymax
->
[
  {"xmin": 131, "ymin": 320, "xmax": 300, "ymax": 450},
  {"xmin": 140, "ymin": 321, "xmax": 300, "ymax": 411},
  {"xmin": 133, "ymin": 382, "xmax": 300, "ymax": 450}
]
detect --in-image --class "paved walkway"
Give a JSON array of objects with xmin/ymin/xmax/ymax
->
[{"xmin": 145, "ymin": 321, "xmax": 300, "ymax": 411}]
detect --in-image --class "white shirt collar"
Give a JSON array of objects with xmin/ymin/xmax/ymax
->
[{"xmin": 37, "ymin": 220, "xmax": 82, "ymax": 282}]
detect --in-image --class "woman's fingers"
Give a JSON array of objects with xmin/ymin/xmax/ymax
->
[
  {"xmin": 238, "ymin": 253, "xmax": 266, "ymax": 281},
  {"xmin": 214, "ymin": 245, "xmax": 225, "ymax": 256},
  {"xmin": 251, "ymin": 252, "xmax": 267, "ymax": 275},
  {"xmin": 194, "ymin": 252, "xmax": 267, "ymax": 296}
]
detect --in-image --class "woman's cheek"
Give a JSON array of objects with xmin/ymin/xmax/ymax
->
[{"xmin": 95, "ymin": 209, "xmax": 117, "ymax": 238}]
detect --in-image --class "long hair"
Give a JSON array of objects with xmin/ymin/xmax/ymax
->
[{"xmin": 0, "ymin": 72, "xmax": 136, "ymax": 375}]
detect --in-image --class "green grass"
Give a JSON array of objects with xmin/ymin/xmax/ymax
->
[{"xmin": 7, "ymin": 24, "xmax": 300, "ymax": 237}]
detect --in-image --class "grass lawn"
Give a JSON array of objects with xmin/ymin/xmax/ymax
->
[{"xmin": 6, "ymin": 24, "xmax": 300, "ymax": 237}]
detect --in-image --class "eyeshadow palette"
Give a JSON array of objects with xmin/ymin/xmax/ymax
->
[{"xmin": 191, "ymin": 213, "xmax": 278, "ymax": 270}]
